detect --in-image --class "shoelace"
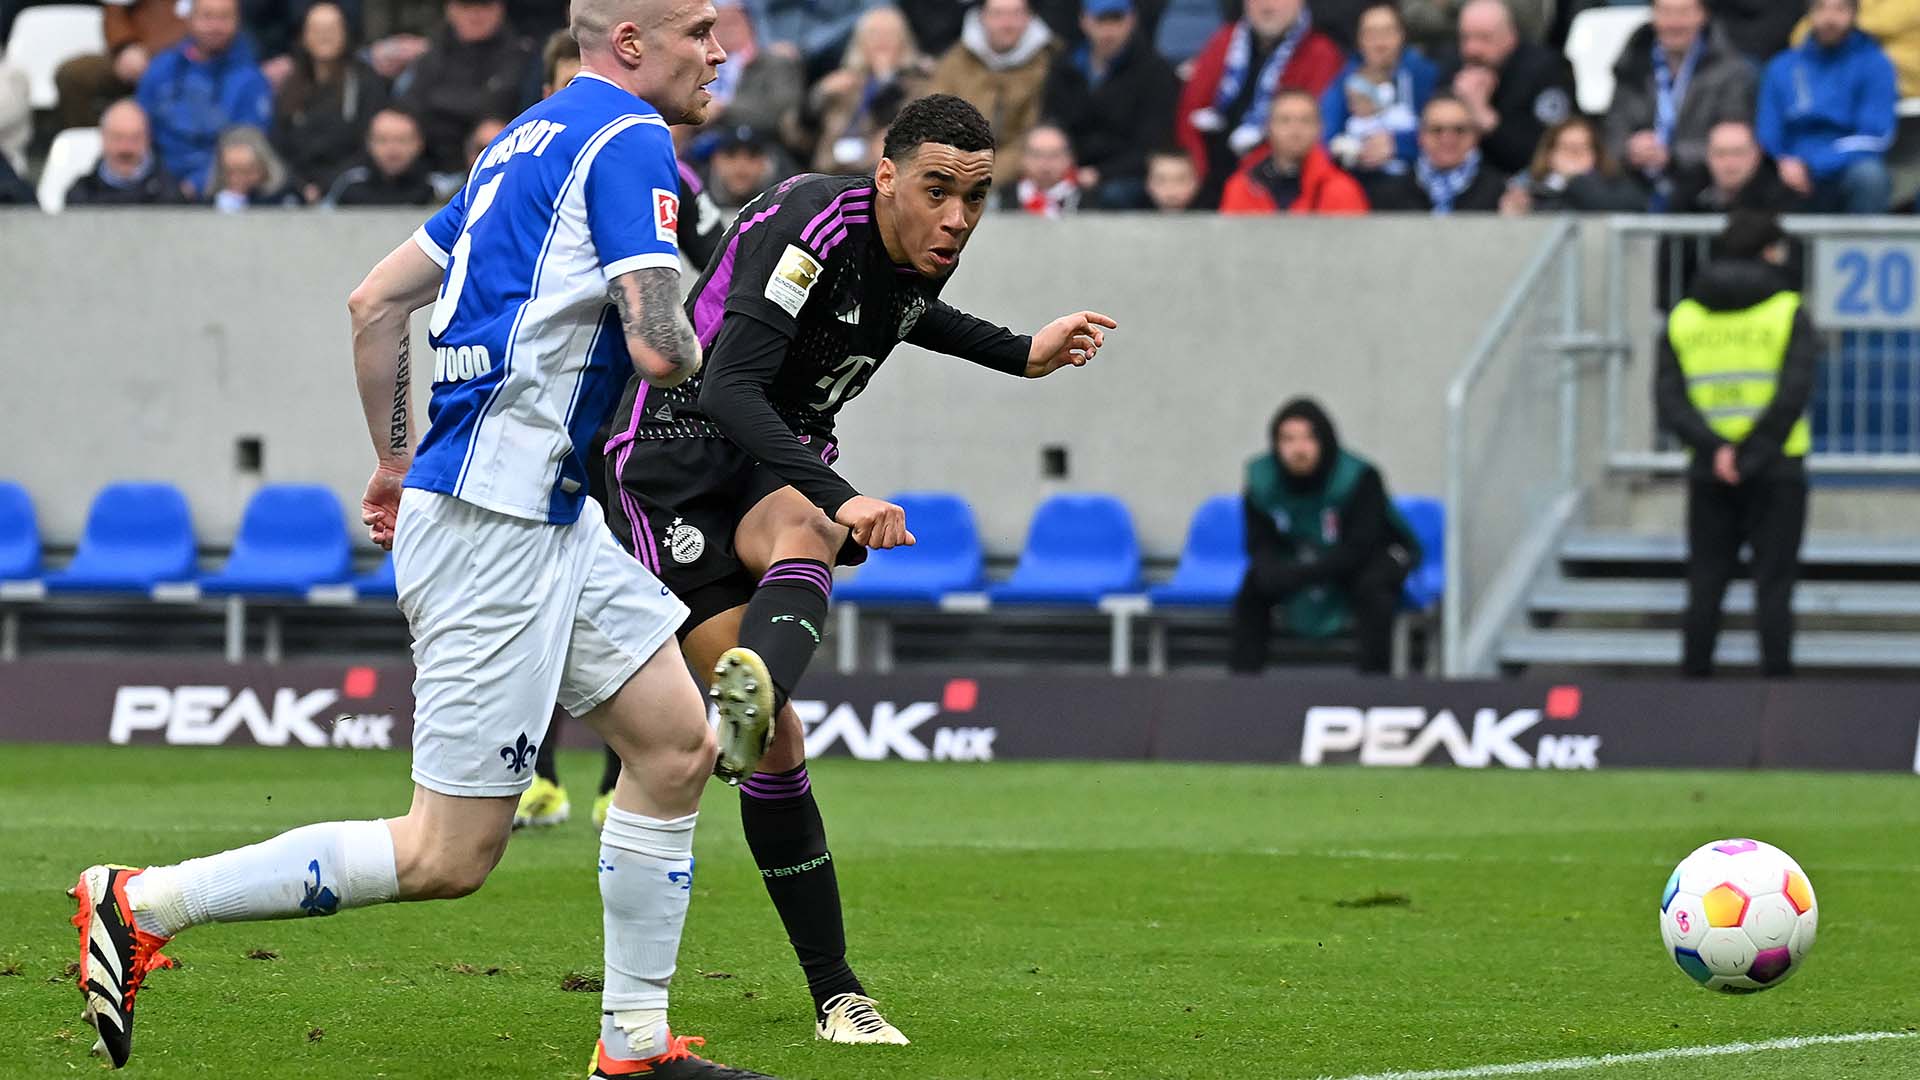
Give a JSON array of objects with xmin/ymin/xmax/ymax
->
[
  {"xmin": 825, "ymin": 994, "xmax": 890, "ymax": 1034},
  {"xmin": 652, "ymin": 1035, "xmax": 706, "ymax": 1062}
]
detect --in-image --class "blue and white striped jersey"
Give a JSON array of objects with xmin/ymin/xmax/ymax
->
[{"xmin": 406, "ymin": 72, "xmax": 681, "ymax": 524}]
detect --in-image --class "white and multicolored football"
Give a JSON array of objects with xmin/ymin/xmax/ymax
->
[{"xmin": 1660, "ymin": 839, "xmax": 1817, "ymax": 993}]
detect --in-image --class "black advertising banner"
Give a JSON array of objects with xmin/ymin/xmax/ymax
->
[{"xmin": 1, "ymin": 661, "xmax": 1916, "ymax": 773}]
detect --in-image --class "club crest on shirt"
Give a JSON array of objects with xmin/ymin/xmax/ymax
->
[
  {"xmin": 898, "ymin": 295, "xmax": 927, "ymax": 337},
  {"xmin": 666, "ymin": 517, "xmax": 705, "ymax": 564},
  {"xmin": 767, "ymin": 244, "xmax": 824, "ymax": 317}
]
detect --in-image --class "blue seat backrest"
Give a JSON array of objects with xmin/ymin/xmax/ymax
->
[{"xmin": 0, "ymin": 482, "xmax": 40, "ymax": 579}]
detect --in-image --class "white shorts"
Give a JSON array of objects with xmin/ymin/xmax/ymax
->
[{"xmin": 393, "ymin": 489, "xmax": 689, "ymax": 798}]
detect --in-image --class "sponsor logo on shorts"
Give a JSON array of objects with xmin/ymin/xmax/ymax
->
[
  {"xmin": 667, "ymin": 518, "xmax": 705, "ymax": 564},
  {"xmin": 766, "ymin": 244, "xmax": 823, "ymax": 317},
  {"xmin": 499, "ymin": 732, "xmax": 538, "ymax": 774}
]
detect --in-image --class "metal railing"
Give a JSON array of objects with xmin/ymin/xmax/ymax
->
[
  {"xmin": 1443, "ymin": 221, "xmax": 1587, "ymax": 676},
  {"xmin": 1602, "ymin": 215, "xmax": 1920, "ymax": 474}
]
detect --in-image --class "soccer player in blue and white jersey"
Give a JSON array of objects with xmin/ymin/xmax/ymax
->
[{"xmin": 67, "ymin": 1, "xmax": 778, "ymax": 1076}]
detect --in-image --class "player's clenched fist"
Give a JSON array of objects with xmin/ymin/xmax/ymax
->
[
  {"xmin": 361, "ymin": 464, "xmax": 406, "ymax": 550},
  {"xmin": 835, "ymin": 495, "xmax": 916, "ymax": 550}
]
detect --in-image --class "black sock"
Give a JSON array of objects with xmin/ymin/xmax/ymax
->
[
  {"xmin": 534, "ymin": 709, "xmax": 562, "ymax": 785},
  {"xmin": 739, "ymin": 559, "xmax": 832, "ymax": 711},
  {"xmin": 740, "ymin": 764, "xmax": 862, "ymax": 1014},
  {"xmin": 598, "ymin": 745, "xmax": 621, "ymax": 796}
]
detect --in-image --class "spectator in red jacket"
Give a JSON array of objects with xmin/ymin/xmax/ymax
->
[
  {"xmin": 1220, "ymin": 88, "xmax": 1368, "ymax": 213},
  {"xmin": 1176, "ymin": 0, "xmax": 1343, "ymax": 206}
]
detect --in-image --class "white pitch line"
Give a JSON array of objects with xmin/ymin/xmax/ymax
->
[{"xmin": 1313, "ymin": 1030, "xmax": 1916, "ymax": 1080}]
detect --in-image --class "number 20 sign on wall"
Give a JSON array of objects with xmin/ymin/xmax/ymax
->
[{"xmin": 1813, "ymin": 238, "xmax": 1920, "ymax": 330}]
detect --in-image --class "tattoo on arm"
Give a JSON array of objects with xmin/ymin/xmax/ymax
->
[
  {"xmin": 388, "ymin": 335, "xmax": 411, "ymax": 455},
  {"xmin": 610, "ymin": 267, "xmax": 700, "ymax": 383}
]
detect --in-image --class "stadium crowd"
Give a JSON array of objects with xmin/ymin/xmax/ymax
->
[{"xmin": 0, "ymin": 0, "xmax": 1914, "ymax": 215}]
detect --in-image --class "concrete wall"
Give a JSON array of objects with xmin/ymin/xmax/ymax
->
[{"xmin": 0, "ymin": 210, "xmax": 1557, "ymax": 555}]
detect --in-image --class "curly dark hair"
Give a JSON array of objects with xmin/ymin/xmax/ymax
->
[{"xmin": 882, "ymin": 94, "xmax": 995, "ymax": 163}]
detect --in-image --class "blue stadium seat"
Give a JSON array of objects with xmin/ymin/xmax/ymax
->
[
  {"xmin": 1396, "ymin": 495, "xmax": 1445, "ymax": 611},
  {"xmin": 44, "ymin": 482, "xmax": 197, "ymax": 593},
  {"xmin": 199, "ymin": 485, "xmax": 352, "ymax": 596},
  {"xmin": 0, "ymin": 482, "xmax": 41, "ymax": 582},
  {"xmin": 1146, "ymin": 495, "xmax": 1247, "ymax": 607},
  {"xmin": 835, "ymin": 491, "xmax": 983, "ymax": 604},
  {"xmin": 351, "ymin": 554, "xmax": 398, "ymax": 599},
  {"xmin": 988, "ymin": 493, "xmax": 1141, "ymax": 605}
]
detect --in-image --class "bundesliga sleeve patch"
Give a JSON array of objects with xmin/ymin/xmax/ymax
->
[
  {"xmin": 653, "ymin": 188, "xmax": 680, "ymax": 244},
  {"xmin": 766, "ymin": 244, "xmax": 824, "ymax": 317}
]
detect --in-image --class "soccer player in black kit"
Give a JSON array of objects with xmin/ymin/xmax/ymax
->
[{"xmin": 604, "ymin": 94, "xmax": 1115, "ymax": 1044}]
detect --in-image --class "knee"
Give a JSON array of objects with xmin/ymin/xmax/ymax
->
[
  {"xmin": 794, "ymin": 512, "xmax": 846, "ymax": 561},
  {"xmin": 629, "ymin": 718, "xmax": 718, "ymax": 794}
]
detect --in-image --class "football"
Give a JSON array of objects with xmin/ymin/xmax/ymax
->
[{"xmin": 1660, "ymin": 838, "xmax": 1818, "ymax": 993}]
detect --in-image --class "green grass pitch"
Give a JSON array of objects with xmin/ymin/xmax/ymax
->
[{"xmin": 2, "ymin": 745, "xmax": 1917, "ymax": 1078}]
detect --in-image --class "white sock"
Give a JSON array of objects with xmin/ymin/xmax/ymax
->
[
  {"xmin": 598, "ymin": 806, "xmax": 696, "ymax": 1058},
  {"xmin": 125, "ymin": 820, "xmax": 399, "ymax": 938}
]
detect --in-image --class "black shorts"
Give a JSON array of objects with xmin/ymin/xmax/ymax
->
[{"xmin": 603, "ymin": 434, "xmax": 864, "ymax": 634}]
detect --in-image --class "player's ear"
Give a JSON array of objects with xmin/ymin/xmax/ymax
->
[
  {"xmin": 874, "ymin": 155, "xmax": 896, "ymax": 198},
  {"xmin": 613, "ymin": 20, "xmax": 643, "ymax": 65}
]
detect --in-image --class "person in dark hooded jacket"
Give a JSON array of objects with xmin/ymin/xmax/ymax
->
[
  {"xmin": 1656, "ymin": 210, "xmax": 1816, "ymax": 678},
  {"xmin": 1231, "ymin": 398, "xmax": 1420, "ymax": 675}
]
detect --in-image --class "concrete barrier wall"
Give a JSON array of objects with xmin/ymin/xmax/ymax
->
[{"xmin": 0, "ymin": 209, "xmax": 1558, "ymax": 555}]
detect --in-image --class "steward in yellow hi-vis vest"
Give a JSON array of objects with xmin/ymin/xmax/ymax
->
[{"xmin": 1655, "ymin": 211, "xmax": 1816, "ymax": 679}]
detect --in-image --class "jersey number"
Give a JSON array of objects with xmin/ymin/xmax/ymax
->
[
  {"xmin": 429, "ymin": 175, "xmax": 505, "ymax": 337},
  {"xmin": 814, "ymin": 355, "xmax": 879, "ymax": 411}
]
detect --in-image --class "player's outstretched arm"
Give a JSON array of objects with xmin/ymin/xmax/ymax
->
[
  {"xmin": 608, "ymin": 267, "xmax": 702, "ymax": 389},
  {"xmin": 906, "ymin": 302, "xmax": 1115, "ymax": 379},
  {"xmin": 346, "ymin": 239, "xmax": 444, "ymax": 549}
]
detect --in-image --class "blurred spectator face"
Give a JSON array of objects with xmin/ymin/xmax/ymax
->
[
  {"xmin": 1276, "ymin": 417, "xmax": 1319, "ymax": 478},
  {"xmin": 1807, "ymin": 0, "xmax": 1854, "ymax": 47},
  {"xmin": 1706, "ymin": 121, "xmax": 1761, "ymax": 193},
  {"xmin": 466, "ymin": 118, "xmax": 508, "ymax": 167},
  {"xmin": 1420, "ymin": 98, "xmax": 1477, "ymax": 169},
  {"xmin": 1547, "ymin": 122, "xmax": 1597, "ymax": 177},
  {"xmin": 714, "ymin": 3, "xmax": 755, "ymax": 60},
  {"xmin": 445, "ymin": 0, "xmax": 506, "ymax": 44},
  {"xmin": 1266, "ymin": 94, "xmax": 1320, "ymax": 167},
  {"xmin": 712, "ymin": 144, "xmax": 771, "ymax": 200},
  {"xmin": 1355, "ymin": 5, "xmax": 1404, "ymax": 72},
  {"xmin": 188, "ymin": 0, "xmax": 241, "ymax": 56},
  {"xmin": 855, "ymin": 7, "xmax": 912, "ymax": 73},
  {"xmin": 1021, "ymin": 126, "xmax": 1073, "ymax": 187},
  {"xmin": 100, "ymin": 101, "xmax": 153, "ymax": 178},
  {"xmin": 1244, "ymin": 0, "xmax": 1302, "ymax": 37},
  {"xmin": 369, "ymin": 110, "xmax": 425, "ymax": 177},
  {"xmin": 1650, "ymin": 0, "xmax": 1705, "ymax": 56},
  {"xmin": 302, "ymin": 2, "xmax": 349, "ymax": 63},
  {"xmin": 1457, "ymin": 0, "xmax": 1517, "ymax": 70},
  {"xmin": 1147, "ymin": 152, "xmax": 1198, "ymax": 209},
  {"xmin": 1081, "ymin": 7, "xmax": 1134, "ymax": 60},
  {"xmin": 981, "ymin": 0, "xmax": 1033, "ymax": 54},
  {"xmin": 219, "ymin": 141, "xmax": 267, "ymax": 194}
]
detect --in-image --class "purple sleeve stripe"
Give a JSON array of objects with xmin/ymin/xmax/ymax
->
[
  {"xmin": 800, "ymin": 188, "xmax": 873, "ymax": 245},
  {"xmin": 691, "ymin": 201, "xmax": 782, "ymax": 346},
  {"xmin": 815, "ymin": 215, "xmax": 871, "ymax": 258}
]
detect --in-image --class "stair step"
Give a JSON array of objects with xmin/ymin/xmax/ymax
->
[
  {"xmin": 1530, "ymin": 579, "xmax": 1920, "ymax": 617},
  {"xmin": 1561, "ymin": 531, "xmax": 1920, "ymax": 566},
  {"xmin": 1498, "ymin": 628, "xmax": 1920, "ymax": 667}
]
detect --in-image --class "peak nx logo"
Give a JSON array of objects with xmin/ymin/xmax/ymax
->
[
  {"xmin": 1300, "ymin": 686, "xmax": 1600, "ymax": 770},
  {"xmin": 796, "ymin": 679, "xmax": 997, "ymax": 762},
  {"xmin": 109, "ymin": 667, "xmax": 396, "ymax": 749}
]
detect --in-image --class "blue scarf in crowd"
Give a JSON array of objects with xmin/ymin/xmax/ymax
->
[
  {"xmin": 1211, "ymin": 10, "xmax": 1313, "ymax": 156},
  {"xmin": 1648, "ymin": 35, "xmax": 1703, "ymax": 209},
  {"xmin": 1415, "ymin": 149, "xmax": 1480, "ymax": 214}
]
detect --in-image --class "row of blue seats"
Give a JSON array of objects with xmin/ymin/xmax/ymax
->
[
  {"xmin": 839, "ymin": 491, "xmax": 1445, "ymax": 612},
  {"xmin": 0, "ymin": 482, "xmax": 394, "ymax": 598},
  {"xmin": 0, "ymin": 482, "xmax": 1446, "ymax": 611}
]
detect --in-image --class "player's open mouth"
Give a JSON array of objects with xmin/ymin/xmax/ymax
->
[{"xmin": 928, "ymin": 248, "xmax": 957, "ymax": 268}]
